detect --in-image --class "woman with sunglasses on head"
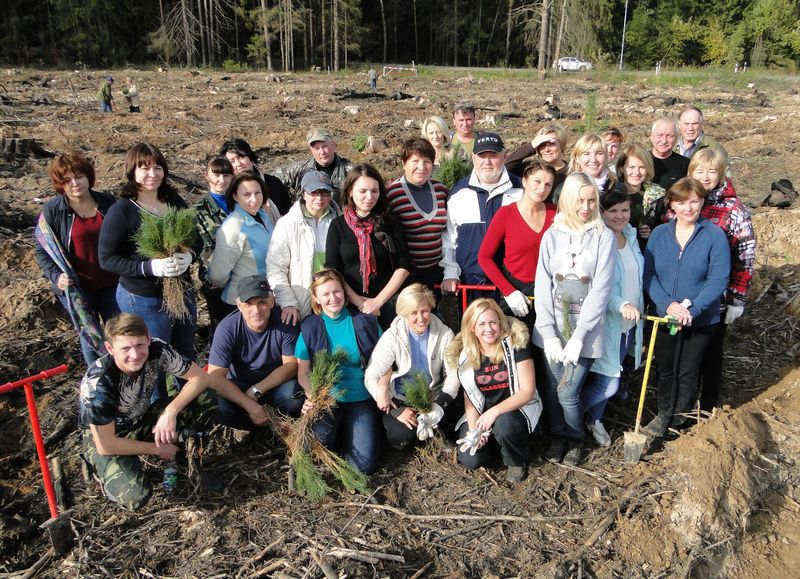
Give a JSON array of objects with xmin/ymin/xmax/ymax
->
[
  {"xmin": 267, "ymin": 171, "xmax": 340, "ymax": 326},
  {"xmin": 296, "ymin": 269, "xmax": 383, "ymax": 474}
]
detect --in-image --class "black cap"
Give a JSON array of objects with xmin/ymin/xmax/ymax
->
[
  {"xmin": 473, "ymin": 133, "xmax": 505, "ymax": 154},
  {"xmin": 237, "ymin": 275, "xmax": 271, "ymax": 302}
]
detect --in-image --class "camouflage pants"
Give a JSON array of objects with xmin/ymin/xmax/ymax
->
[{"xmin": 82, "ymin": 392, "xmax": 217, "ymax": 510}]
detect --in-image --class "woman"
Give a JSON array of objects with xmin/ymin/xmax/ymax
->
[
  {"xmin": 505, "ymin": 123, "xmax": 569, "ymax": 187},
  {"xmin": 365, "ymin": 284, "xmax": 459, "ymax": 449},
  {"xmin": 295, "ymin": 269, "xmax": 383, "ymax": 474},
  {"xmin": 553, "ymin": 134, "xmax": 626, "ymax": 204},
  {"xmin": 533, "ymin": 172, "xmax": 615, "ymax": 466},
  {"xmin": 420, "ymin": 116, "xmax": 454, "ymax": 171},
  {"xmin": 616, "ymin": 144, "xmax": 666, "ymax": 248},
  {"xmin": 643, "ymin": 177, "xmax": 730, "ymax": 438},
  {"xmin": 688, "ymin": 149, "xmax": 756, "ymax": 412},
  {"xmin": 446, "ymin": 298, "xmax": 540, "ymax": 483},
  {"xmin": 326, "ymin": 164, "xmax": 411, "ymax": 329},
  {"xmin": 219, "ymin": 138, "xmax": 291, "ymax": 216},
  {"xmin": 99, "ymin": 143, "xmax": 201, "ymax": 365},
  {"xmin": 208, "ymin": 170, "xmax": 275, "ymax": 313},
  {"xmin": 267, "ymin": 171, "xmax": 339, "ymax": 325},
  {"xmin": 386, "ymin": 139, "xmax": 448, "ymax": 291},
  {"xmin": 581, "ymin": 191, "xmax": 644, "ymax": 446},
  {"xmin": 34, "ymin": 151, "xmax": 119, "ymax": 365},
  {"xmin": 478, "ymin": 161, "xmax": 557, "ymax": 327}
]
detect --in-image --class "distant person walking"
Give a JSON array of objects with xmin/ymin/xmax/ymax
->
[
  {"xmin": 98, "ymin": 76, "xmax": 114, "ymax": 113},
  {"xmin": 368, "ymin": 67, "xmax": 378, "ymax": 92},
  {"xmin": 124, "ymin": 77, "xmax": 141, "ymax": 113}
]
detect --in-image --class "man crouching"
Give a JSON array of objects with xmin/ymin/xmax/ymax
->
[{"xmin": 80, "ymin": 313, "xmax": 268, "ymax": 510}]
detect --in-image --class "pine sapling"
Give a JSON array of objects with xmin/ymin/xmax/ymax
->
[
  {"xmin": 558, "ymin": 293, "xmax": 576, "ymax": 391},
  {"xmin": 437, "ymin": 150, "xmax": 470, "ymax": 189},
  {"xmin": 403, "ymin": 370, "xmax": 433, "ymax": 414}
]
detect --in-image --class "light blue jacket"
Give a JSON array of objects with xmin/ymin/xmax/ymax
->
[{"xmin": 591, "ymin": 224, "xmax": 644, "ymax": 378}]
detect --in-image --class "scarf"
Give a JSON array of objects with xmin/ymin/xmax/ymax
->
[
  {"xmin": 593, "ymin": 170, "xmax": 609, "ymax": 193},
  {"xmin": 343, "ymin": 205, "xmax": 376, "ymax": 293},
  {"xmin": 34, "ymin": 213, "xmax": 106, "ymax": 358}
]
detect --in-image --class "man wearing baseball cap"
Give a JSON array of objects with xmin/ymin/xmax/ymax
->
[
  {"xmin": 272, "ymin": 127, "xmax": 354, "ymax": 205},
  {"xmin": 441, "ymin": 132, "xmax": 523, "ymax": 299},
  {"xmin": 207, "ymin": 275, "xmax": 304, "ymax": 430}
]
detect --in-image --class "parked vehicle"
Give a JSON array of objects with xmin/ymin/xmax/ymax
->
[{"xmin": 554, "ymin": 57, "xmax": 593, "ymax": 72}]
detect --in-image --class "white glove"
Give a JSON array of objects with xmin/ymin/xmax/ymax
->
[
  {"xmin": 172, "ymin": 251, "xmax": 192, "ymax": 275},
  {"xmin": 543, "ymin": 337, "xmax": 564, "ymax": 364},
  {"xmin": 416, "ymin": 403, "xmax": 444, "ymax": 441},
  {"xmin": 150, "ymin": 257, "xmax": 180, "ymax": 278},
  {"xmin": 561, "ymin": 336, "xmax": 583, "ymax": 366},
  {"xmin": 504, "ymin": 290, "xmax": 530, "ymax": 318},
  {"xmin": 724, "ymin": 305, "xmax": 744, "ymax": 325},
  {"xmin": 456, "ymin": 428, "xmax": 487, "ymax": 456}
]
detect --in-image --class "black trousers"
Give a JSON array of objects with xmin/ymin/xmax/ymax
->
[
  {"xmin": 457, "ymin": 410, "xmax": 529, "ymax": 469},
  {"xmin": 699, "ymin": 321, "xmax": 728, "ymax": 411}
]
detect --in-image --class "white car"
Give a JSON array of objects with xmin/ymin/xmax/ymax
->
[{"xmin": 555, "ymin": 57, "xmax": 593, "ymax": 72}]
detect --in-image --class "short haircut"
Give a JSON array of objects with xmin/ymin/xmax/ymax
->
[
  {"xmin": 600, "ymin": 190, "xmax": 631, "ymax": 212},
  {"xmin": 120, "ymin": 142, "xmax": 177, "ymax": 202},
  {"xmin": 522, "ymin": 160, "xmax": 557, "ymax": 180},
  {"xmin": 341, "ymin": 163, "xmax": 388, "ymax": 218},
  {"xmin": 568, "ymin": 134, "xmax": 608, "ymax": 173},
  {"xmin": 206, "ymin": 156, "xmax": 234, "ymax": 175},
  {"xmin": 105, "ymin": 313, "xmax": 149, "ymax": 341},
  {"xmin": 616, "ymin": 144, "xmax": 655, "ymax": 182},
  {"xmin": 395, "ymin": 283, "xmax": 436, "ymax": 318},
  {"xmin": 453, "ymin": 101, "xmax": 476, "ymax": 117},
  {"xmin": 309, "ymin": 269, "xmax": 349, "ymax": 315},
  {"xmin": 687, "ymin": 148, "xmax": 726, "ymax": 186},
  {"xmin": 666, "ymin": 177, "xmax": 709, "ymax": 205},
  {"xmin": 225, "ymin": 170, "xmax": 268, "ymax": 213},
  {"xmin": 459, "ymin": 298, "xmax": 511, "ymax": 368},
  {"xmin": 651, "ymin": 117, "xmax": 678, "ymax": 137},
  {"xmin": 420, "ymin": 116, "xmax": 452, "ymax": 146},
  {"xmin": 679, "ymin": 105, "xmax": 704, "ymax": 122},
  {"xmin": 556, "ymin": 172, "xmax": 605, "ymax": 232},
  {"xmin": 219, "ymin": 138, "xmax": 258, "ymax": 164},
  {"xmin": 48, "ymin": 151, "xmax": 96, "ymax": 194},
  {"xmin": 601, "ymin": 127, "xmax": 623, "ymax": 142},
  {"xmin": 535, "ymin": 123, "xmax": 567, "ymax": 152},
  {"xmin": 401, "ymin": 138, "xmax": 436, "ymax": 164}
]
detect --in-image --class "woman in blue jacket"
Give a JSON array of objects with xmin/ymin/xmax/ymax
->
[{"xmin": 643, "ymin": 177, "xmax": 730, "ymax": 439}]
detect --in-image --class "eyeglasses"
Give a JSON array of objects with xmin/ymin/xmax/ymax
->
[{"xmin": 305, "ymin": 190, "xmax": 332, "ymax": 198}]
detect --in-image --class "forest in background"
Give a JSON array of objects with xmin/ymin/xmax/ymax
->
[{"xmin": 3, "ymin": 0, "xmax": 800, "ymax": 71}]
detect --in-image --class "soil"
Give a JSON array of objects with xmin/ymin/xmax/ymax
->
[{"xmin": 1, "ymin": 67, "xmax": 799, "ymax": 578}]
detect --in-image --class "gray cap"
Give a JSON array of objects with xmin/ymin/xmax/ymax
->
[
  {"xmin": 237, "ymin": 275, "xmax": 272, "ymax": 302},
  {"xmin": 473, "ymin": 132, "xmax": 505, "ymax": 154},
  {"xmin": 301, "ymin": 171, "xmax": 334, "ymax": 193},
  {"xmin": 307, "ymin": 127, "xmax": 334, "ymax": 145}
]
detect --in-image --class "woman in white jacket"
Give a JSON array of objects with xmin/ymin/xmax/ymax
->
[
  {"xmin": 267, "ymin": 171, "xmax": 339, "ymax": 325},
  {"xmin": 365, "ymin": 284, "xmax": 459, "ymax": 449}
]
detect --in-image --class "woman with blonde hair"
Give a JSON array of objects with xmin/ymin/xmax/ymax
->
[
  {"xmin": 446, "ymin": 298, "xmax": 540, "ymax": 483},
  {"xmin": 365, "ymin": 284, "xmax": 460, "ymax": 449},
  {"xmin": 420, "ymin": 116, "xmax": 454, "ymax": 169},
  {"xmin": 533, "ymin": 172, "xmax": 615, "ymax": 465},
  {"xmin": 505, "ymin": 123, "xmax": 569, "ymax": 188},
  {"xmin": 616, "ymin": 144, "xmax": 666, "ymax": 246},
  {"xmin": 552, "ymin": 134, "xmax": 626, "ymax": 204}
]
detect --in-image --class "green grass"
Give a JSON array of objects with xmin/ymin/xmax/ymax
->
[{"xmin": 353, "ymin": 134, "xmax": 368, "ymax": 153}]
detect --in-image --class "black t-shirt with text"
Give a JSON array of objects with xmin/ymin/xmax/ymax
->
[{"xmin": 476, "ymin": 346, "xmax": 531, "ymax": 409}]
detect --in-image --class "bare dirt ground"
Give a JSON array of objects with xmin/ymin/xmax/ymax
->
[{"xmin": 0, "ymin": 67, "xmax": 799, "ymax": 578}]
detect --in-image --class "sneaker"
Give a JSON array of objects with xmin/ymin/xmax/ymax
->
[
  {"xmin": 586, "ymin": 420, "xmax": 611, "ymax": 447},
  {"xmin": 545, "ymin": 437, "xmax": 567, "ymax": 463},
  {"xmin": 562, "ymin": 440, "xmax": 584, "ymax": 466},
  {"xmin": 506, "ymin": 464, "xmax": 528, "ymax": 483}
]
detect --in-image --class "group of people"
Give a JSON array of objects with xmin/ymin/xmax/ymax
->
[{"xmin": 34, "ymin": 100, "xmax": 755, "ymax": 510}]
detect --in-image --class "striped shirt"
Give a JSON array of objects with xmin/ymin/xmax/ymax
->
[{"xmin": 386, "ymin": 176, "xmax": 448, "ymax": 270}]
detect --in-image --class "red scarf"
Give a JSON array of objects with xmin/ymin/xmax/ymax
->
[{"xmin": 343, "ymin": 205, "xmax": 376, "ymax": 293}]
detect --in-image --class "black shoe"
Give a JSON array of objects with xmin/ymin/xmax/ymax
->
[
  {"xmin": 562, "ymin": 440, "xmax": 584, "ymax": 466},
  {"xmin": 545, "ymin": 437, "xmax": 567, "ymax": 463},
  {"xmin": 506, "ymin": 464, "xmax": 528, "ymax": 483}
]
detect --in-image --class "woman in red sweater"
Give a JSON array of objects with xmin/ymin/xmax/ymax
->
[{"xmin": 478, "ymin": 161, "xmax": 557, "ymax": 328}]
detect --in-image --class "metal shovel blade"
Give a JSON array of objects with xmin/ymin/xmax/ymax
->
[
  {"xmin": 40, "ymin": 510, "xmax": 74, "ymax": 555},
  {"xmin": 624, "ymin": 431, "xmax": 647, "ymax": 464}
]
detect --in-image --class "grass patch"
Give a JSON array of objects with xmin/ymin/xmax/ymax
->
[{"xmin": 353, "ymin": 134, "xmax": 367, "ymax": 153}]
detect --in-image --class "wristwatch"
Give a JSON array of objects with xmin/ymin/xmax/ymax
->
[{"xmin": 249, "ymin": 386, "xmax": 262, "ymax": 401}]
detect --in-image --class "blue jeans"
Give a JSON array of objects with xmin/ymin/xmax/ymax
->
[
  {"xmin": 312, "ymin": 399, "xmax": 381, "ymax": 474},
  {"xmin": 581, "ymin": 330, "xmax": 635, "ymax": 423},
  {"xmin": 216, "ymin": 378, "xmax": 303, "ymax": 429},
  {"xmin": 57, "ymin": 285, "xmax": 120, "ymax": 366},
  {"xmin": 540, "ymin": 356, "xmax": 593, "ymax": 440},
  {"xmin": 100, "ymin": 101, "xmax": 112, "ymax": 112}
]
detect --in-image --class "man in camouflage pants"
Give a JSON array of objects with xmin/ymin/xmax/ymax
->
[{"xmin": 80, "ymin": 313, "xmax": 269, "ymax": 509}]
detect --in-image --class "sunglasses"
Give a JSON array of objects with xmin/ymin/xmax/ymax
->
[{"xmin": 312, "ymin": 268, "xmax": 340, "ymax": 281}]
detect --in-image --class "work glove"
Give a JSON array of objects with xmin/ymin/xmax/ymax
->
[
  {"xmin": 415, "ymin": 403, "xmax": 444, "ymax": 441},
  {"xmin": 543, "ymin": 337, "xmax": 564, "ymax": 365},
  {"xmin": 172, "ymin": 251, "xmax": 193, "ymax": 275},
  {"xmin": 150, "ymin": 257, "xmax": 180, "ymax": 278},
  {"xmin": 561, "ymin": 336, "xmax": 583, "ymax": 366},
  {"xmin": 504, "ymin": 290, "xmax": 530, "ymax": 318},
  {"xmin": 724, "ymin": 305, "xmax": 744, "ymax": 325},
  {"xmin": 456, "ymin": 428, "xmax": 488, "ymax": 456}
]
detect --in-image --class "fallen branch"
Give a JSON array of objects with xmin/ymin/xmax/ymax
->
[
  {"xmin": 332, "ymin": 502, "xmax": 602, "ymax": 523},
  {"xmin": 325, "ymin": 547, "xmax": 405, "ymax": 564}
]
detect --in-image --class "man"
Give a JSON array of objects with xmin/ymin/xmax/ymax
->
[
  {"xmin": 97, "ymin": 76, "xmax": 114, "ymax": 113},
  {"xmin": 677, "ymin": 105, "xmax": 730, "ymax": 173},
  {"xmin": 207, "ymin": 275, "xmax": 304, "ymax": 430},
  {"xmin": 441, "ymin": 133, "xmax": 523, "ymax": 296},
  {"xmin": 80, "ymin": 313, "xmax": 268, "ymax": 510},
  {"xmin": 650, "ymin": 117, "xmax": 690, "ymax": 190},
  {"xmin": 601, "ymin": 127, "xmax": 623, "ymax": 176},
  {"xmin": 272, "ymin": 128, "xmax": 354, "ymax": 206},
  {"xmin": 450, "ymin": 101, "xmax": 481, "ymax": 157}
]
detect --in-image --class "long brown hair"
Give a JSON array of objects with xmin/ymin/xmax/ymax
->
[
  {"xmin": 120, "ymin": 142, "xmax": 177, "ymax": 202},
  {"xmin": 341, "ymin": 164, "xmax": 388, "ymax": 223}
]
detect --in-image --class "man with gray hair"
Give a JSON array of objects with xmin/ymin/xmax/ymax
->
[
  {"xmin": 450, "ymin": 101, "xmax": 481, "ymax": 157},
  {"xmin": 649, "ymin": 117, "xmax": 690, "ymax": 190},
  {"xmin": 272, "ymin": 128, "xmax": 353, "ymax": 205},
  {"xmin": 677, "ymin": 105, "xmax": 730, "ymax": 173}
]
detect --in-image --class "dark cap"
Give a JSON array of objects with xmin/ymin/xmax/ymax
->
[
  {"xmin": 473, "ymin": 133, "xmax": 505, "ymax": 154},
  {"xmin": 301, "ymin": 171, "xmax": 334, "ymax": 193},
  {"xmin": 106, "ymin": 76, "xmax": 114, "ymax": 83},
  {"xmin": 237, "ymin": 275, "xmax": 272, "ymax": 302}
]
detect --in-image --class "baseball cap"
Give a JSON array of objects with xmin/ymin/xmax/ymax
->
[
  {"xmin": 301, "ymin": 171, "xmax": 334, "ymax": 193},
  {"xmin": 106, "ymin": 76, "xmax": 114, "ymax": 82},
  {"xmin": 473, "ymin": 133, "xmax": 505, "ymax": 154},
  {"xmin": 532, "ymin": 133, "xmax": 559, "ymax": 149},
  {"xmin": 238, "ymin": 275, "xmax": 272, "ymax": 302},
  {"xmin": 307, "ymin": 128, "xmax": 334, "ymax": 145}
]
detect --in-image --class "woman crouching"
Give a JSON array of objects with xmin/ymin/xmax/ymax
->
[{"xmin": 447, "ymin": 298, "xmax": 541, "ymax": 483}]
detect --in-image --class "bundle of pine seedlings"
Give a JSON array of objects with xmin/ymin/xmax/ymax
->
[
  {"xmin": 133, "ymin": 207, "xmax": 198, "ymax": 320},
  {"xmin": 402, "ymin": 369, "xmax": 433, "ymax": 414}
]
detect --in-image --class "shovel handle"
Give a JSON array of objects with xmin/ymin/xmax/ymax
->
[{"xmin": 633, "ymin": 318, "xmax": 663, "ymax": 434}]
